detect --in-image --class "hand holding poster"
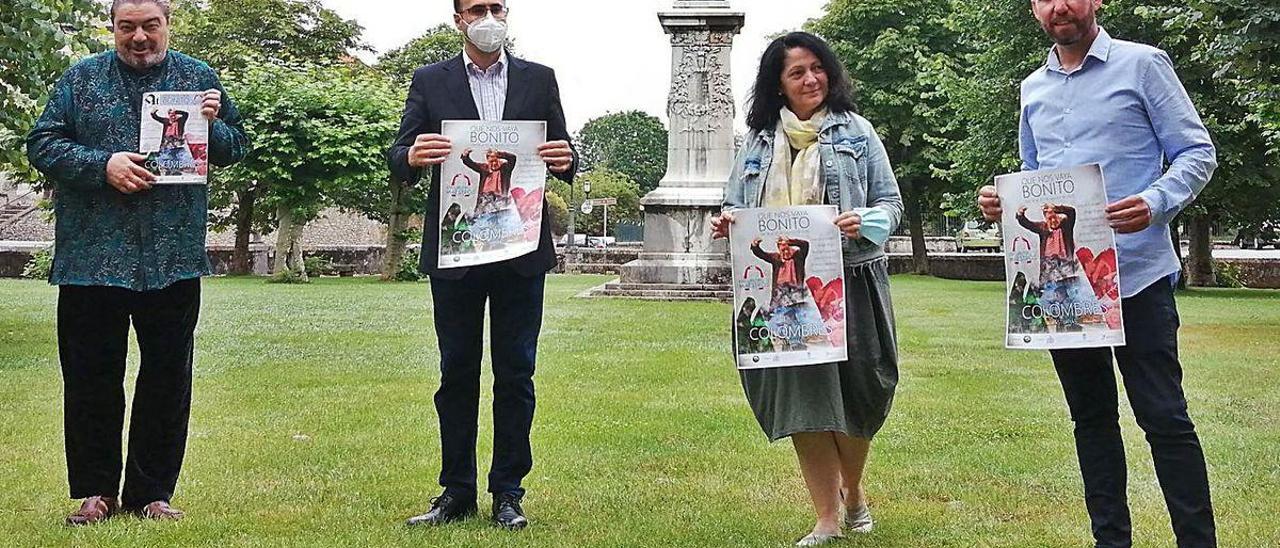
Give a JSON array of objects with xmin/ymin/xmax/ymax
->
[
  {"xmin": 140, "ymin": 92, "xmax": 209, "ymax": 184},
  {"xmin": 730, "ymin": 206, "xmax": 848, "ymax": 369},
  {"xmin": 997, "ymin": 164, "xmax": 1125, "ymax": 349},
  {"xmin": 438, "ymin": 120, "xmax": 548, "ymax": 269}
]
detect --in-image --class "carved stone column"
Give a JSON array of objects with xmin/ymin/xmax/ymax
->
[{"xmin": 612, "ymin": 0, "xmax": 743, "ymax": 295}]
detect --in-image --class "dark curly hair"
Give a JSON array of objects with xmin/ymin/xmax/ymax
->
[{"xmin": 745, "ymin": 31, "xmax": 856, "ymax": 131}]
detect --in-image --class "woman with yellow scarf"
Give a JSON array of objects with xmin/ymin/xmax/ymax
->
[{"xmin": 712, "ymin": 32, "xmax": 903, "ymax": 546}]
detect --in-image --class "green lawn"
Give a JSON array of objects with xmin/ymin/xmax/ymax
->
[{"xmin": 0, "ymin": 275, "xmax": 1276, "ymax": 547}]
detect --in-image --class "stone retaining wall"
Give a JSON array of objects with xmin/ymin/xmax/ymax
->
[
  {"xmin": 0, "ymin": 244, "xmax": 406, "ymax": 278},
  {"xmin": 3, "ymin": 244, "xmax": 1279, "ymax": 288},
  {"xmin": 1229, "ymin": 258, "xmax": 1280, "ymax": 289}
]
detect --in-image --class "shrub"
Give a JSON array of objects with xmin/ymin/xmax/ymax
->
[
  {"xmin": 303, "ymin": 255, "xmax": 333, "ymax": 278},
  {"xmin": 268, "ymin": 269, "xmax": 309, "ymax": 284},
  {"xmin": 394, "ymin": 248, "xmax": 423, "ymax": 282},
  {"xmin": 1214, "ymin": 261, "xmax": 1245, "ymax": 288},
  {"xmin": 21, "ymin": 246, "xmax": 53, "ymax": 280}
]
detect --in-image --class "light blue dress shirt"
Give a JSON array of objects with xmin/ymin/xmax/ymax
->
[{"xmin": 1019, "ymin": 28, "xmax": 1216, "ymax": 298}]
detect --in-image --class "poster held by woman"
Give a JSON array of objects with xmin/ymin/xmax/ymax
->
[{"xmin": 730, "ymin": 205, "xmax": 847, "ymax": 369}]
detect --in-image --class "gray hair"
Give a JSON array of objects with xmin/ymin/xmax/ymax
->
[{"xmin": 110, "ymin": 0, "xmax": 172, "ymax": 22}]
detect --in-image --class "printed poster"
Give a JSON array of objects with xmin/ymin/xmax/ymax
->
[
  {"xmin": 730, "ymin": 206, "xmax": 848, "ymax": 369},
  {"xmin": 438, "ymin": 120, "xmax": 547, "ymax": 268},
  {"xmin": 140, "ymin": 91, "xmax": 208, "ymax": 184},
  {"xmin": 997, "ymin": 163, "xmax": 1125, "ymax": 350}
]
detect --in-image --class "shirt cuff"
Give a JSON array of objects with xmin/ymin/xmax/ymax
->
[
  {"xmin": 88, "ymin": 149, "xmax": 112, "ymax": 189},
  {"xmin": 1137, "ymin": 187, "xmax": 1167, "ymax": 226},
  {"xmin": 210, "ymin": 118, "xmax": 234, "ymax": 145}
]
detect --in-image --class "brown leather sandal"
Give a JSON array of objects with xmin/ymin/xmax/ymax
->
[
  {"xmin": 138, "ymin": 500, "xmax": 185, "ymax": 521},
  {"xmin": 66, "ymin": 496, "xmax": 120, "ymax": 526}
]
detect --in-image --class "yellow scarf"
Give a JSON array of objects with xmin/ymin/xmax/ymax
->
[{"xmin": 763, "ymin": 106, "xmax": 827, "ymax": 207}]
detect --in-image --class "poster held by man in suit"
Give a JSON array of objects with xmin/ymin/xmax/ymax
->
[{"xmin": 438, "ymin": 120, "xmax": 547, "ymax": 268}]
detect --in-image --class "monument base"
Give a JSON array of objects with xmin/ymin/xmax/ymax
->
[
  {"xmin": 589, "ymin": 202, "xmax": 731, "ymax": 301},
  {"xmin": 619, "ymin": 252, "xmax": 730, "ymax": 286}
]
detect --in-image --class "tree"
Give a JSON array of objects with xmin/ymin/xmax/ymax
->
[
  {"xmin": 546, "ymin": 169, "xmax": 641, "ymax": 237},
  {"xmin": 808, "ymin": 0, "xmax": 962, "ymax": 274},
  {"xmin": 927, "ymin": 1, "xmax": 1045, "ymax": 223},
  {"xmin": 1, "ymin": 0, "xmax": 106, "ymax": 182},
  {"xmin": 220, "ymin": 61, "xmax": 399, "ymax": 282},
  {"xmin": 935, "ymin": 0, "xmax": 1280, "ymax": 287},
  {"xmin": 545, "ymin": 189, "xmax": 569, "ymax": 236},
  {"xmin": 371, "ymin": 24, "xmax": 468, "ymax": 280},
  {"xmin": 1133, "ymin": 0, "xmax": 1280, "ymax": 284},
  {"xmin": 378, "ymin": 23, "xmax": 463, "ymax": 86},
  {"xmin": 169, "ymin": 0, "xmax": 366, "ymax": 274},
  {"xmin": 170, "ymin": 0, "xmax": 368, "ymax": 73},
  {"xmin": 576, "ymin": 110, "xmax": 669, "ymax": 194}
]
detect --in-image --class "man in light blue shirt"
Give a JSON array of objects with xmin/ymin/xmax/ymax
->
[{"xmin": 979, "ymin": 1, "xmax": 1217, "ymax": 546}]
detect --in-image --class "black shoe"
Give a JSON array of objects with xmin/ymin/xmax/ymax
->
[
  {"xmin": 405, "ymin": 492, "xmax": 477, "ymax": 526},
  {"xmin": 491, "ymin": 492, "xmax": 528, "ymax": 530}
]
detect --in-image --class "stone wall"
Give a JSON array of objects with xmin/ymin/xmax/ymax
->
[
  {"xmin": 886, "ymin": 236, "xmax": 958, "ymax": 254},
  {"xmin": 0, "ymin": 244, "xmax": 402, "ymax": 278},
  {"xmin": 0, "ymin": 242, "xmax": 45, "ymax": 277},
  {"xmin": 1219, "ymin": 258, "xmax": 1280, "ymax": 289},
  {"xmin": 3, "ymin": 244, "xmax": 1280, "ymax": 288}
]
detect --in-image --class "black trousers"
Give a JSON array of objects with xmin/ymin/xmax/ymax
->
[
  {"xmin": 1050, "ymin": 280, "xmax": 1215, "ymax": 548},
  {"xmin": 429, "ymin": 264, "xmax": 544, "ymax": 499},
  {"xmin": 57, "ymin": 278, "xmax": 201, "ymax": 507}
]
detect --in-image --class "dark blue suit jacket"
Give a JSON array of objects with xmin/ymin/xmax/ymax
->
[{"xmin": 388, "ymin": 52, "xmax": 577, "ymax": 280}]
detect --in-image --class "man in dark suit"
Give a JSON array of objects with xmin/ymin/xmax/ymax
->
[{"xmin": 387, "ymin": 0, "xmax": 576, "ymax": 531}]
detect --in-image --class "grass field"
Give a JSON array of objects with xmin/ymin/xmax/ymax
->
[{"xmin": 0, "ymin": 275, "xmax": 1276, "ymax": 547}]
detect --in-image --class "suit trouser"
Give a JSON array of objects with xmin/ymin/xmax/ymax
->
[
  {"xmin": 1050, "ymin": 280, "xmax": 1215, "ymax": 548},
  {"xmin": 57, "ymin": 278, "xmax": 200, "ymax": 507},
  {"xmin": 430, "ymin": 264, "xmax": 544, "ymax": 499}
]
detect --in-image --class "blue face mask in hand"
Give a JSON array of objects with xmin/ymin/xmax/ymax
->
[{"xmin": 850, "ymin": 207, "xmax": 892, "ymax": 246}]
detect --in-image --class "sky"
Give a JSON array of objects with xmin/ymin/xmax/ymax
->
[{"xmin": 321, "ymin": 0, "xmax": 829, "ymax": 133}]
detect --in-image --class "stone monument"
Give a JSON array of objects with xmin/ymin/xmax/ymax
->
[{"xmin": 601, "ymin": 0, "xmax": 744, "ymax": 300}]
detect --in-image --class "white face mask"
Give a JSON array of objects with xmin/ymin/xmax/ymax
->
[{"xmin": 464, "ymin": 13, "xmax": 507, "ymax": 54}]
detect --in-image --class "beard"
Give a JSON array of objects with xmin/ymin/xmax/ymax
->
[
  {"xmin": 117, "ymin": 43, "xmax": 167, "ymax": 70},
  {"xmin": 1042, "ymin": 17, "xmax": 1093, "ymax": 46}
]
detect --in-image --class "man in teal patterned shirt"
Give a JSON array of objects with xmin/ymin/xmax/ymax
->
[{"xmin": 25, "ymin": 0, "xmax": 248, "ymax": 526}]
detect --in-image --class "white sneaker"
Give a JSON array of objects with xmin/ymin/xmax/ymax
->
[
  {"xmin": 844, "ymin": 503, "xmax": 873, "ymax": 533},
  {"xmin": 796, "ymin": 531, "xmax": 844, "ymax": 546}
]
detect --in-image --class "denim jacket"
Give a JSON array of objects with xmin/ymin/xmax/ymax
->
[{"xmin": 723, "ymin": 110, "xmax": 903, "ymax": 266}]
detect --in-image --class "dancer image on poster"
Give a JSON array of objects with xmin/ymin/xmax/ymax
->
[
  {"xmin": 440, "ymin": 203, "xmax": 472, "ymax": 254},
  {"xmin": 1016, "ymin": 203, "xmax": 1094, "ymax": 331},
  {"xmin": 751, "ymin": 236, "xmax": 826, "ymax": 351},
  {"xmin": 461, "ymin": 148, "xmax": 517, "ymax": 214},
  {"xmin": 1017, "ymin": 203, "xmax": 1078, "ymax": 285},
  {"xmin": 1007, "ymin": 271, "xmax": 1045, "ymax": 334},
  {"xmin": 735, "ymin": 297, "xmax": 774, "ymax": 355},
  {"xmin": 459, "ymin": 147, "xmax": 523, "ymax": 251},
  {"xmin": 151, "ymin": 108, "xmax": 195, "ymax": 175}
]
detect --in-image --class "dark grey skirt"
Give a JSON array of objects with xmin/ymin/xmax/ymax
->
[{"xmin": 740, "ymin": 258, "xmax": 899, "ymax": 442}]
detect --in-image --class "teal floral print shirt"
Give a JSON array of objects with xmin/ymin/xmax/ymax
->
[{"xmin": 26, "ymin": 50, "xmax": 249, "ymax": 291}]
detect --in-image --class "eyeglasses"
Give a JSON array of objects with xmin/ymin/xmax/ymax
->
[{"xmin": 460, "ymin": 4, "xmax": 508, "ymax": 18}]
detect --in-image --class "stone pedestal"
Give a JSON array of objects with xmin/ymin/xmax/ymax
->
[{"xmin": 605, "ymin": 1, "xmax": 743, "ymax": 300}]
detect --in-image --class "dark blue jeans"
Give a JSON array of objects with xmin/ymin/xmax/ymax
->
[
  {"xmin": 1051, "ymin": 280, "xmax": 1215, "ymax": 548},
  {"xmin": 429, "ymin": 264, "xmax": 544, "ymax": 500}
]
